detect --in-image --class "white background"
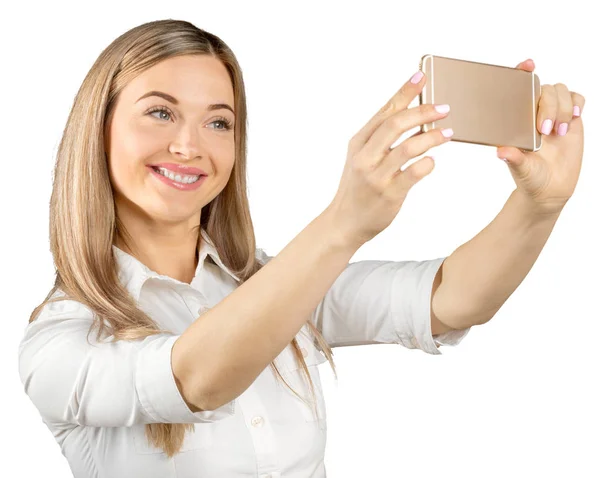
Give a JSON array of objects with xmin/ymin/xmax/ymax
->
[{"xmin": 2, "ymin": 0, "xmax": 598, "ymax": 476}]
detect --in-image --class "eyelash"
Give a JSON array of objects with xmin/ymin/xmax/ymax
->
[{"xmin": 145, "ymin": 105, "xmax": 233, "ymax": 131}]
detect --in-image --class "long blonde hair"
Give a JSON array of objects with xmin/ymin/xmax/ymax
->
[{"xmin": 29, "ymin": 18, "xmax": 337, "ymax": 457}]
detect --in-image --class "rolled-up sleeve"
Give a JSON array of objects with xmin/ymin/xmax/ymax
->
[
  {"xmin": 18, "ymin": 300, "xmax": 235, "ymax": 427},
  {"xmin": 389, "ymin": 257, "xmax": 471, "ymax": 355},
  {"xmin": 269, "ymin": 250, "xmax": 470, "ymax": 354}
]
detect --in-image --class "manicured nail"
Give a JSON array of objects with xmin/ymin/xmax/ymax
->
[
  {"xmin": 410, "ymin": 71, "xmax": 424, "ymax": 84},
  {"xmin": 573, "ymin": 105, "xmax": 581, "ymax": 117},
  {"xmin": 541, "ymin": 119, "xmax": 553, "ymax": 135},
  {"xmin": 441, "ymin": 128, "xmax": 454, "ymax": 138},
  {"xmin": 434, "ymin": 104, "xmax": 450, "ymax": 114},
  {"xmin": 558, "ymin": 122, "xmax": 568, "ymax": 136}
]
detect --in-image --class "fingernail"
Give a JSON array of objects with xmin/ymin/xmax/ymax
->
[
  {"xmin": 441, "ymin": 128, "xmax": 454, "ymax": 138},
  {"xmin": 434, "ymin": 104, "xmax": 450, "ymax": 114},
  {"xmin": 410, "ymin": 71, "xmax": 424, "ymax": 84},
  {"xmin": 573, "ymin": 105, "xmax": 581, "ymax": 117},
  {"xmin": 541, "ymin": 119, "xmax": 553, "ymax": 135},
  {"xmin": 558, "ymin": 122, "xmax": 568, "ymax": 136}
]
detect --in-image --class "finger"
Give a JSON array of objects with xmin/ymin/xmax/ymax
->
[
  {"xmin": 360, "ymin": 103, "xmax": 451, "ymax": 166},
  {"xmin": 382, "ymin": 127, "xmax": 453, "ymax": 179},
  {"xmin": 571, "ymin": 91, "xmax": 585, "ymax": 118},
  {"xmin": 537, "ymin": 84, "xmax": 558, "ymax": 136},
  {"xmin": 552, "ymin": 83, "xmax": 573, "ymax": 136},
  {"xmin": 350, "ymin": 70, "xmax": 426, "ymax": 152},
  {"xmin": 394, "ymin": 155, "xmax": 436, "ymax": 191},
  {"xmin": 515, "ymin": 58, "xmax": 535, "ymax": 72}
]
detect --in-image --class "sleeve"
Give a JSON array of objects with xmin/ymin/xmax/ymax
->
[
  {"xmin": 255, "ymin": 248, "xmax": 469, "ymax": 354},
  {"xmin": 18, "ymin": 298, "xmax": 236, "ymax": 427},
  {"xmin": 388, "ymin": 257, "xmax": 471, "ymax": 355},
  {"xmin": 293, "ymin": 250, "xmax": 469, "ymax": 354}
]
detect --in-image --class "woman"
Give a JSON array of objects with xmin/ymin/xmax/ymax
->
[{"xmin": 18, "ymin": 19, "xmax": 584, "ymax": 478}]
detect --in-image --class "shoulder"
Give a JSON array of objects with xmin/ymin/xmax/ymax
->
[
  {"xmin": 20, "ymin": 290, "xmax": 99, "ymax": 360},
  {"xmin": 34, "ymin": 289, "xmax": 95, "ymax": 323}
]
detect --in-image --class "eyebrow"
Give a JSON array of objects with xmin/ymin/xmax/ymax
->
[{"xmin": 136, "ymin": 90, "xmax": 235, "ymax": 115}]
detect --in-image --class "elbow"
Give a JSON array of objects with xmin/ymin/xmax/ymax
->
[
  {"xmin": 187, "ymin": 381, "xmax": 234, "ymax": 413},
  {"xmin": 171, "ymin": 358, "xmax": 229, "ymax": 413},
  {"xmin": 434, "ymin": 289, "xmax": 496, "ymax": 329},
  {"xmin": 191, "ymin": 379, "xmax": 234, "ymax": 412},
  {"xmin": 171, "ymin": 338, "xmax": 215, "ymax": 413},
  {"xmin": 171, "ymin": 337, "xmax": 236, "ymax": 413},
  {"xmin": 173, "ymin": 372, "xmax": 210, "ymax": 413},
  {"xmin": 443, "ymin": 305, "xmax": 497, "ymax": 329}
]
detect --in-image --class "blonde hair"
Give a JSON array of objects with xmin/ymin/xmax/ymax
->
[{"xmin": 29, "ymin": 18, "xmax": 337, "ymax": 457}]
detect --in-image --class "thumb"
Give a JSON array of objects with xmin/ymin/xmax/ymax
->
[{"xmin": 497, "ymin": 146, "xmax": 529, "ymax": 172}]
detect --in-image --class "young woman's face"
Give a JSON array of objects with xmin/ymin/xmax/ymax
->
[{"xmin": 104, "ymin": 54, "xmax": 236, "ymax": 228}]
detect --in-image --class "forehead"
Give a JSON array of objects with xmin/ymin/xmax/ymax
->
[{"xmin": 122, "ymin": 54, "xmax": 234, "ymax": 106}]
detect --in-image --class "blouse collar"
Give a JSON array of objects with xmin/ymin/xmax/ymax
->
[{"xmin": 111, "ymin": 228, "xmax": 241, "ymax": 300}]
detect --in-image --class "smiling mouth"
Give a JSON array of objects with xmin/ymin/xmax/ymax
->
[{"xmin": 150, "ymin": 166, "xmax": 204, "ymax": 184}]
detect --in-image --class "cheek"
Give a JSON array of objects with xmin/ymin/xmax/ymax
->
[
  {"xmin": 214, "ymin": 138, "xmax": 236, "ymax": 173},
  {"xmin": 124, "ymin": 121, "xmax": 164, "ymax": 161},
  {"xmin": 108, "ymin": 124, "xmax": 163, "ymax": 192}
]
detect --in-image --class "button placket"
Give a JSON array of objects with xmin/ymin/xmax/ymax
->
[
  {"xmin": 182, "ymin": 290, "xmax": 211, "ymax": 318},
  {"xmin": 172, "ymin": 285, "xmax": 209, "ymax": 319},
  {"xmin": 236, "ymin": 385, "xmax": 281, "ymax": 474}
]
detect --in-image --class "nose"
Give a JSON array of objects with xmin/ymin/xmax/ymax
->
[{"xmin": 168, "ymin": 124, "xmax": 205, "ymax": 161}]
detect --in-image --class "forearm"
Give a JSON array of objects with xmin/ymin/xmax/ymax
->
[
  {"xmin": 172, "ymin": 208, "xmax": 359, "ymax": 411},
  {"xmin": 433, "ymin": 189, "xmax": 562, "ymax": 329}
]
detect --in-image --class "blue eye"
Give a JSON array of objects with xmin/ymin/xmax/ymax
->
[
  {"xmin": 210, "ymin": 117, "xmax": 234, "ymax": 131},
  {"xmin": 146, "ymin": 106, "xmax": 173, "ymax": 121}
]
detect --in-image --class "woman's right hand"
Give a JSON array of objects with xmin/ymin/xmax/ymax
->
[{"xmin": 326, "ymin": 70, "xmax": 454, "ymax": 249}]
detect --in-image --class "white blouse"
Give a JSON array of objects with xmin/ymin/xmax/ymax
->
[{"xmin": 18, "ymin": 228, "xmax": 470, "ymax": 478}]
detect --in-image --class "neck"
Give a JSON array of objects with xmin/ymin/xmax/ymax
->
[
  {"xmin": 116, "ymin": 234, "xmax": 201, "ymax": 284},
  {"xmin": 113, "ymin": 201, "xmax": 203, "ymax": 284}
]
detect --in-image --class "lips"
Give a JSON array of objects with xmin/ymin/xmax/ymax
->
[{"xmin": 149, "ymin": 166, "xmax": 207, "ymax": 191}]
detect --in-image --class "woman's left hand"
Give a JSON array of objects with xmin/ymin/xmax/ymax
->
[{"xmin": 497, "ymin": 59, "xmax": 585, "ymax": 216}]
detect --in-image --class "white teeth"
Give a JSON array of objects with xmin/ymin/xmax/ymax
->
[{"xmin": 155, "ymin": 167, "xmax": 201, "ymax": 184}]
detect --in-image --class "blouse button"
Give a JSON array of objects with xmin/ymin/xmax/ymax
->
[
  {"xmin": 251, "ymin": 416, "xmax": 264, "ymax": 427},
  {"xmin": 300, "ymin": 347, "xmax": 308, "ymax": 358}
]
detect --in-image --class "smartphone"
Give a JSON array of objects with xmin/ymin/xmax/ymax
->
[{"xmin": 419, "ymin": 54, "xmax": 542, "ymax": 152}]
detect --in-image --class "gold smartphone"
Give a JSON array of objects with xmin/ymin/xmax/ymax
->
[{"xmin": 419, "ymin": 54, "xmax": 542, "ymax": 152}]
